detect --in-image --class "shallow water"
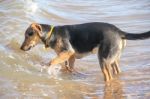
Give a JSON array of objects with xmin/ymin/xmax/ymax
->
[{"xmin": 0, "ymin": 0, "xmax": 150, "ymax": 99}]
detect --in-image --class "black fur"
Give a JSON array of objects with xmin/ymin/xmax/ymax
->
[{"xmin": 41, "ymin": 22, "xmax": 150, "ymax": 54}]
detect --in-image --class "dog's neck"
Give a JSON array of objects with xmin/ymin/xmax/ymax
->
[{"xmin": 40, "ymin": 24, "xmax": 55, "ymax": 48}]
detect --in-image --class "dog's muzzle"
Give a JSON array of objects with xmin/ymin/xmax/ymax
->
[
  {"xmin": 20, "ymin": 41, "xmax": 35, "ymax": 51},
  {"xmin": 20, "ymin": 43, "xmax": 31, "ymax": 51},
  {"xmin": 20, "ymin": 45, "xmax": 31, "ymax": 51}
]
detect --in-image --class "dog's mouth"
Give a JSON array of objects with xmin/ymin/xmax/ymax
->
[
  {"xmin": 20, "ymin": 44, "xmax": 36, "ymax": 51},
  {"xmin": 26, "ymin": 46, "xmax": 32, "ymax": 51},
  {"xmin": 20, "ymin": 45, "xmax": 31, "ymax": 51}
]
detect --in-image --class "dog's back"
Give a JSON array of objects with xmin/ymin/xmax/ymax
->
[{"xmin": 63, "ymin": 22, "xmax": 121, "ymax": 54}]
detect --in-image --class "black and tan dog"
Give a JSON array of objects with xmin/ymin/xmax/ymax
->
[{"xmin": 20, "ymin": 22, "xmax": 150, "ymax": 82}]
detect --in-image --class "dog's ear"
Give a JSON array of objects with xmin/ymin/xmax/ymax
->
[{"xmin": 31, "ymin": 23, "xmax": 43, "ymax": 37}]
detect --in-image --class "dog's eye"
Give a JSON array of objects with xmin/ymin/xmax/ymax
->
[{"xmin": 28, "ymin": 32, "xmax": 33, "ymax": 36}]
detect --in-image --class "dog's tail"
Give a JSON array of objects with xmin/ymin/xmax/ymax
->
[{"xmin": 120, "ymin": 30, "xmax": 150, "ymax": 40}]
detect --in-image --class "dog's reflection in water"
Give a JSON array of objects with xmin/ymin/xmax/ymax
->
[{"xmin": 103, "ymin": 79, "xmax": 125, "ymax": 99}]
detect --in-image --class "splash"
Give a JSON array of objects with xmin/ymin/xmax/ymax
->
[
  {"xmin": 40, "ymin": 64, "xmax": 61, "ymax": 77},
  {"xmin": 47, "ymin": 65, "xmax": 61, "ymax": 76}
]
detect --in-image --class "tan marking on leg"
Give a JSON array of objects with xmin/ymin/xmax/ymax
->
[
  {"xmin": 50, "ymin": 51, "xmax": 74, "ymax": 65},
  {"xmin": 104, "ymin": 67, "xmax": 110, "ymax": 82},
  {"xmin": 52, "ymin": 37, "xmax": 75, "ymax": 71},
  {"xmin": 58, "ymin": 54, "xmax": 75, "ymax": 72},
  {"xmin": 111, "ymin": 63, "xmax": 118, "ymax": 75},
  {"xmin": 112, "ymin": 59, "xmax": 121, "ymax": 75},
  {"xmin": 114, "ymin": 60, "xmax": 121, "ymax": 74},
  {"xmin": 105, "ymin": 64, "xmax": 113, "ymax": 81},
  {"xmin": 67, "ymin": 54, "xmax": 75, "ymax": 72},
  {"xmin": 101, "ymin": 62, "xmax": 111, "ymax": 82}
]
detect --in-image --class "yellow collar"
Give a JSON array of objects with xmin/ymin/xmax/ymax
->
[
  {"xmin": 46, "ymin": 25, "xmax": 54, "ymax": 39},
  {"xmin": 44, "ymin": 25, "xmax": 54, "ymax": 48}
]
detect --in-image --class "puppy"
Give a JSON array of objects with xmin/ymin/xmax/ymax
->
[{"xmin": 20, "ymin": 22, "xmax": 150, "ymax": 82}]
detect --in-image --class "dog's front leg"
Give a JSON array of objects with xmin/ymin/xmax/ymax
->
[{"xmin": 49, "ymin": 51, "xmax": 74, "ymax": 66}]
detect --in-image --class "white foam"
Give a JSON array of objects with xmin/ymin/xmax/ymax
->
[{"xmin": 47, "ymin": 65, "xmax": 61, "ymax": 76}]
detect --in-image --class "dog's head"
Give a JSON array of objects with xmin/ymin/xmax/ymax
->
[{"xmin": 20, "ymin": 23, "xmax": 43, "ymax": 51}]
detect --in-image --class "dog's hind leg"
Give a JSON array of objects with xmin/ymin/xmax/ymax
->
[
  {"xmin": 99, "ymin": 59, "xmax": 113, "ymax": 82},
  {"xmin": 98, "ymin": 40, "xmax": 122, "ymax": 81},
  {"xmin": 111, "ymin": 39, "xmax": 126, "ymax": 75},
  {"xmin": 98, "ymin": 46, "xmax": 113, "ymax": 82},
  {"xmin": 111, "ymin": 59, "xmax": 121, "ymax": 75},
  {"xmin": 100, "ymin": 61, "xmax": 110, "ymax": 82},
  {"xmin": 105, "ymin": 61, "xmax": 113, "ymax": 81},
  {"xmin": 115, "ymin": 59, "xmax": 121, "ymax": 74},
  {"xmin": 111, "ymin": 61, "xmax": 118, "ymax": 75}
]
